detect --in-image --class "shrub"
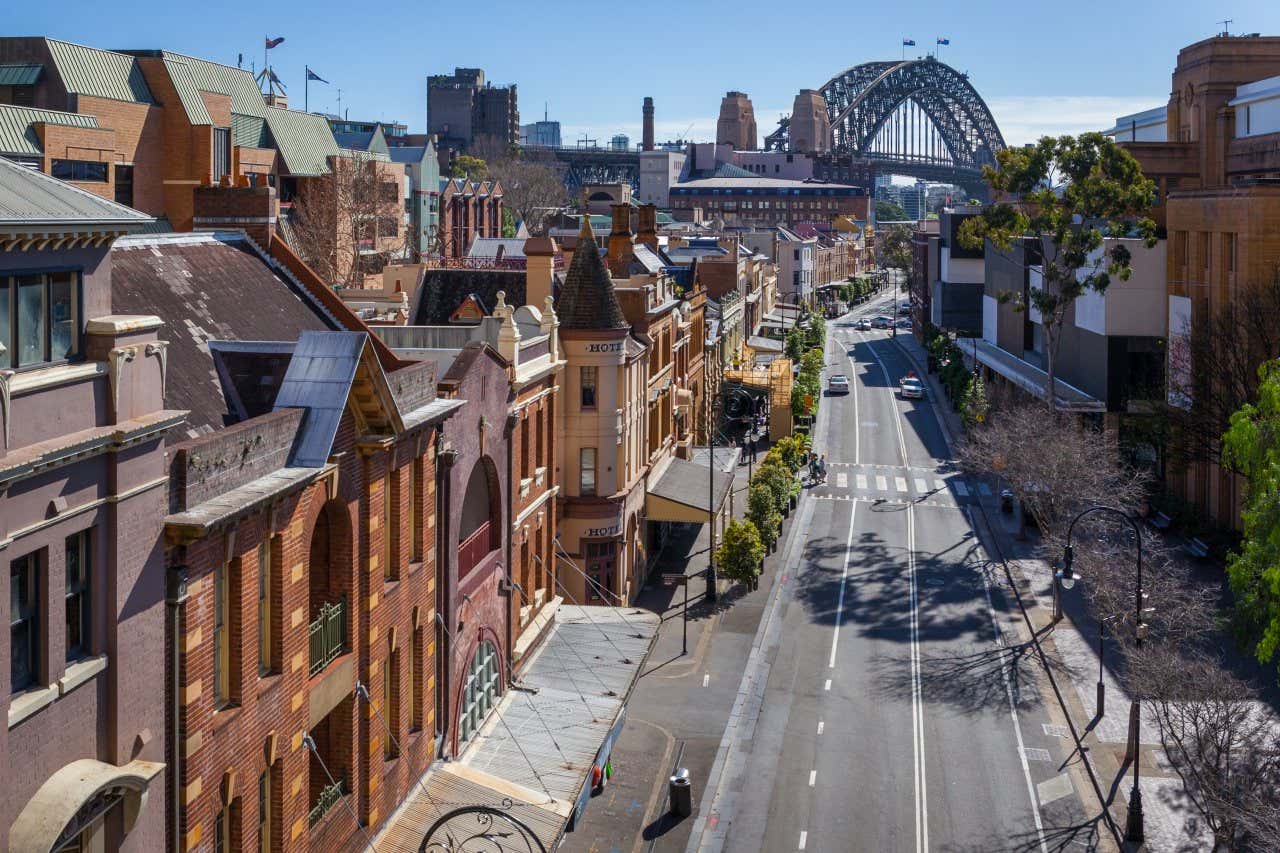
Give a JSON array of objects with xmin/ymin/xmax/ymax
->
[
  {"xmin": 747, "ymin": 483, "xmax": 782, "ymax": 549},
  {"xmin": 716, "ymin": 520, "xmax": 765, "ymax": 588}
]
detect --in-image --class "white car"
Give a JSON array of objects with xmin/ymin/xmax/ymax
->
[
  {"xmin": 828, "ymin": 374, "xmax": 851, "ymax": 395},
  {"xmin": 854, "ymin": 318, "xmax": 871, "ymax": 331},
  {"xmin": 899, "ymin": 377, "xmax": 925, "ymax": 399}
]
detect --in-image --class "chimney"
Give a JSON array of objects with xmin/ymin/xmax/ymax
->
[
  {"xmin": 523, "ymin": 235, "xmax": 559, "ymax": 310},
  {"xmin": 637, "ymin": 204, "xmax": 658, "ymax": 251},
  {"xmin": 607, "ymin": 202, "xmax": 634, "ymax": 273},
  {"xmin": 642, "ymin": 97, "xmax": 655, "ymax": 152}
]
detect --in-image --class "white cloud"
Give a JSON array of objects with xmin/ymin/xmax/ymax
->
[{"xmin": 985, "ymin": 95, "xmax": 1166, "ymax": 146}]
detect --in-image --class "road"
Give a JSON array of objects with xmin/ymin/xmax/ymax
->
[{"xmin": 698, "ymin": 294, "xmax": 1085, "ymax": 853}]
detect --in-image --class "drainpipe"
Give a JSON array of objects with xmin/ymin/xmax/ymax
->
[{"xmin": 165, "ymin": 564, "xmax": 190, "ymax": 851}]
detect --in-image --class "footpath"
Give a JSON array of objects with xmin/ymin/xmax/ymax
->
[{"xmin": 892, "ymin": 331, "xmax": 1213, "ymax": 851}]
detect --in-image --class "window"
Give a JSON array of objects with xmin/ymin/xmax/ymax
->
[
  {"xmin": 459, "ymin": 641, "xmax": 500, "ymax": 742},
  {"xmin": 65, "ymin": 531, "xmax": 91, "ymax": 662},
  {"xmin": 1, "ymin": 272, "xmax": 80, "ymax": 369},
  {"xmin": 383, "ymin": 470, "xmax": 395, "ymax": 581},
  {"xmin": 10, "ymin": 551, "xmax": 40, "ymax": 693},
  {"xmin": 535, "ymin": 407, "xmax": 545, "ymax": 469},
  {"xmin": 384, "ymin": 648, "xmax": 401, "ymax": 759},
  {"xmin": 50, "ymin": 160, "xmax": 107, "ymax": 182},
  {"xmin": 410, "ymin": 626, "xmax": 423, "ymax": 732},
  {"xmin": 580, "ymin": 366, "xmax": 597, "ymax": 409},
  {"xmin": 215, "ymin": 802, "xmax": 230, "ymax": 853},
  {"xmin": 213, "ymin": 562, "xmax": 230, "ymax": 708},
  {"xmin": 257, "ymin": 767, "xmax": 272, "ymax": 853},
  {"xmin": 213, "ymin": 128, "xmax": 231, "ymax": 182},
  {"xmin": 114, "ymin": 165, "xmax": 134, "ymax": 208},
  {"xmin": 409, "ymin": 460, "xmax": 422, "ymax": 563},
  {"xmin": 580, "ymin": 448, "xmax": 597, "ymax": 496},
  {"xmin": 520, "ymin": 414, "xmax": 530, "ymax": 478},
  {"xmin": 1201, "ymin": 232, "xmax": 1210, "ymax": 272},
  {"xmin": 257, "ymin": 538, "xmax": 271, "ymax": 676},
  {"xmin": 1226, "ymin": 233, "xmax": 1236, "ymax": 274}
]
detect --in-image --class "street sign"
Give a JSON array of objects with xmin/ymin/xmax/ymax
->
[{"xmin": 662, "ymin": 573, "xmax": 689, "ymax": 586}]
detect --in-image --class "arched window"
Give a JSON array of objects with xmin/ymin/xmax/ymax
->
[
  {"xmin": 458, "ymin": 460, "xmax": 501, "ymax": 577},
  {"xmin": 459, "ymin": 640, "xmax": 500, "ymax": 742}
]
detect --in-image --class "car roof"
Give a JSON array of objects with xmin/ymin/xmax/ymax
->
[
  {"xmin": 831, "ymin": 374, "xmax": 849, "ymax": 380},
  {"xmin": 901, "ymin": 377, "xmax": 923, "ymax": 384}
]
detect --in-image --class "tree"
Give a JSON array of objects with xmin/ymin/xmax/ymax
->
[
  {"xmin": 755, "ymin": 460, "xmax": 794, "ymax": 515},
  {"xmin": 805, "ymin": 314, "xmax": 826, "ymax": 350},
  {"xmin": 501, "ymin": 208, "xmax": 517, "ymax": 238},
  {"xmin": 876, "ymin": 223, "xmax": 913, "ymax": 273},
  {"xmin": 487, "ymin": 153, "xmax": 568, "ymax": 236},
  {"xmin": 875, "ymin": 200, "xmax": 907, "ymax": 222},
  {"xmin": 449, "ymin": 154, "xmax": 488, "ymax": 180},
  {"xmin": 716, "ymin": 520, "xmax": 765, "ymax": 590},
  {"xmin": 784, "ymin": 328, "xmax": 806, "ymax": 362},
  {"xmin": 1223, "ymin": 360, "xmax": 1280, "ymax": 674},
  {"xmin": 958, "ymin": 133, "xmax": 1157, "ymax": 410},
  {"xmin": 291, "ymin": 150, "xmax": 406, "ymax": 289},
  {"xmin": 747, "ymin": 483, "xmax": 783, "ymax": 550},
  {"xmin": 960, "ymin": 372, "xmax": 989, "ymax": 430}
]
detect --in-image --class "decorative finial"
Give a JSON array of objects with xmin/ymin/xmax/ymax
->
[{"xmin": 495, "ymin": 290, "xmax": 508, "ymax": 310}]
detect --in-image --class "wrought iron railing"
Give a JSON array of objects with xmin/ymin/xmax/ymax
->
[
  {"xmin": 308, "ymin": 777, "xmax": 346, "ymax": 828},
  {"xmin": 308, "ymin": 598, "xmax": 346, "ymax": 677}
]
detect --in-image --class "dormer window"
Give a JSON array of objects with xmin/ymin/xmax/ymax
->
[{"xmin": 0, "ymin": 271, "xmax": 81, "ymax": 369}]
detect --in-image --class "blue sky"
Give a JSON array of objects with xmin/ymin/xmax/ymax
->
[{"xmin": 11, "ymin": 0, "xmax": 1280, "ymax": 146}]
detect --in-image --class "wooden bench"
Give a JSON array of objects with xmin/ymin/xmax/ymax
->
[
  {"xmin": 1150, "ymin": 511, "xmax": 1173, "ymax": 531},
  {"xmin": 1183, "ymin": 537, "xmax": 1210, "ymax": 559}
]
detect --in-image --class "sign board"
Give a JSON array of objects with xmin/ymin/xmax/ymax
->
[
  {"xmin": 662, "ymin": 573, "xmax": 689, "ymax": 586},
  {"xmin": 803, "ymin": 394, "xmax": 814, "ymax": 413}
]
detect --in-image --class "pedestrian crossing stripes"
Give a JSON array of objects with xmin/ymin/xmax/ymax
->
[
  {"xmin": 808, "ymin": 469, "xmax": 972, "ymax": 509},
  {"xmin": 895, "ymin": 476, "xmax": 908, "ymax": 492},
  {"xmin": 837, "ymin": 472, "xmax": 848, "ymax": 488},
  {"xmin": 856, "ymin": 474, "xmax": 867, "ymax": 490},
  {"xmin": 876, "ymin": 475, "xmax": 888, "ymax": 491}
]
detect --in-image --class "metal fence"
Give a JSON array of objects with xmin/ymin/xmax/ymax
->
[
  {"xmin": 309, "ymin": 598, "xmax": 346, "ymax": 677},
  {"xmin": 308, "ymin": 776, "xmax": 346, "ymax": 827}
]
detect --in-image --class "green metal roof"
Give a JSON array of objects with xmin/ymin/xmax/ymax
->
[
  {"xmin": 161, "ymin": 57, "xmax": 214, "ymax": 126},
  {"xmin": 232, "ymin": 113, "xmax": 268, "ymax": 149},
  {"xmin": 46, "ymin": 39, "xmax": 154, "ymax": 104},
  {"xmin": 0, "ymin": 104, "xmax": 100, "ymax": 156},
  {"xmin": 263, "ymin": 107, "xmax": 339, "ymax": 176},
  {"xmin": 0, "ymin": 64, "xmax": 42, "ymax": 86},
  {"xmin": 0, "ymin": 155, "xmax": 152, "ymax": 228},
  {"xmin": 158, "ymin": 51, "xmax": 267, "ymax": 117}
]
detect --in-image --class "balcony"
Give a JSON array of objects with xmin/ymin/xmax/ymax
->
[
  {"xmin": 309, "ymin": 777, "xmax": 346, "ymax": 828},
  {"xmin": 458, "ymin": 522, "xmax": 494, "ymax": 577},
  {"xmin": 309, "ymin": 599, "xmax": 346, "ymax": 677}
]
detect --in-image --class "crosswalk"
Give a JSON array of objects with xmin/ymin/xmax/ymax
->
[{"xmin": 809, "ymin": 464, "xmax": 974, "ymax": 508}]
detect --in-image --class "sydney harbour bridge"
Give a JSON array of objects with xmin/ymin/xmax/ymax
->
[{"xmin": 547, "ymin": 55, "xmax": 1005, "ymax": 199}]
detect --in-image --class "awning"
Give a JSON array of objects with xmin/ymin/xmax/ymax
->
[
  {"xmin": 747, "ymin": 335, "xmax": 784, "ymax": 353},
  {"xmin": 375, "ymin": 606, "xmax": 659, "ymax": 851},
  {"xmin": 646, "ymin": 456, "xmax": 735, "ymax": 523},
  {"xmin": 973, "ymin": 339, "xmax": 1105, "ymax": 412}
]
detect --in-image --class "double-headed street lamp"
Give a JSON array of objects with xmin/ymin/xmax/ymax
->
[{"xmin": 1056, "ymin": 505, "xmax": 1147, "ymax": 845}]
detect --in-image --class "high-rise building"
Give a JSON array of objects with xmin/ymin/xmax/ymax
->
[
  {"xmin": 716, "ymin": 91, "xmax": 758, "ymax": 150},
  {"xmin": 520, "ymin": 120, "xmax": 562, "ymax": 148},
  {"xmin": 427, "ymin": 67, "xmax": 519, "ymax": 150}
]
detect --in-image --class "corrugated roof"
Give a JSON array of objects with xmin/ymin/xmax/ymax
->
[
  {"xmin": 264, "ymin": 106, "xmax": 339, "ymax": 176},
  {"xmin": 161, "ymin": 57, "xmax": 214, "ymax": 126},
  {"xmin": 156, "ymin": 51, "xmax": 266, "ymax": 117},
  {"xmin": 0, "ymin": 64, "xmax": 42, "ymax": 86},
  {"xmin": 46, "ymin": 39, "xmax": 153, "ymax": 104},
  {"xmin": 0, "ymin": 103, "xmax": 99, "ymax": 156},
  {"xmin": 231, "ymin": 113, "xmax": 267, "ymax": 149},
  {"xmin": 0, "ymin": 155, "xmax": 151, "ymax": 227}
]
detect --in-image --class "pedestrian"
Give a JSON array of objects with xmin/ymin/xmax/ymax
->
[{"xmin": 748, "ymin": 435, "xmax": 757, "ymax": 462}]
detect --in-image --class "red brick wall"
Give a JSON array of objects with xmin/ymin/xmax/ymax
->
[{"xmin": 73, "ymin": 94, "xmax": 166, "ymax": 215}]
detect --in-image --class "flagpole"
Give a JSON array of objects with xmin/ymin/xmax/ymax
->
[{"xmin": 305, "ymin": 66, "xmax": 309, "ymax": 114}]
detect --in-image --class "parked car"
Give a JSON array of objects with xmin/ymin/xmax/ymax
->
[
  {"xmin": 828, "ymin": 374, "xmax": 851, "ymax": 395},
  {"xmin": 870, "ymin": 316, "xmax": 892, "ymax": 329},
  {"xmin": 896, "ymin": 317, "xmax": 912, "ymax": 329},
  {"xmin": 899, "ymin": 377, "xmax": 925, "ymax": 399},
  {"xmin": 855, "ymin": 318, "xmax": 871, "ymax": 331}
]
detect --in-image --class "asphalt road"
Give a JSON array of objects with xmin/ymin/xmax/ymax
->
[{"xmin": 713, "ymin": 301, "xmax": 1063, "ymax": 853}]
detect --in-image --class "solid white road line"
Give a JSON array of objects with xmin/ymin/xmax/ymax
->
[
  {"xmin": 828, "ymin": 502, "xmax": 857, "ymax": 669},
  {"xmin": 817, "ymin": 720, "xmax": 824, "ymax": 735},
  {"xmin": 908, "ymin": 505, "xmax": 929, "ymax": 853},
  {"xmin": 799, "ymin": 830, "xmax": 808, "ymax": 850},
  {"xmin": 967, "ymin": 508, "xmax": 1049, "ymax": 853},
  {"xmin": 808, "ymin": 770, "xmax": 817, "ymax": 787},
  {"xmin": 850, "ymin": 349, "xmax": 861, "ymax": 464},
  {"xmin": 864, "ymin": 335, "xmax": 911, "ymax": 466},
  {"xmin": 824, "ymin": 679, "xmax": 832, "ymax": 691}
]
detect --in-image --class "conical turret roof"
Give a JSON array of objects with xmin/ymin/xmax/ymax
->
[{"xmin": 557, "ymin": 216, "xmax": 629, "ymax": 331}]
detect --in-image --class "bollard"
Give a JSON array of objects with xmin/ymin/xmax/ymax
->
[{"xmin": 669, "ymin": 768, "xmax": 692, "ymax": 817}]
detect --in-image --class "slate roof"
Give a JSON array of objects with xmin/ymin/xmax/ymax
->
[
  {"xmin": 410, "ymin": 269, "xmax": 527, "ymax": 325},
  {"xmin": 0, "ymin": 155, "xmax": 152, "ymax": 228},
  {"xmin": 110, "ymin": 231, "xmax": 336, "ymax": 437},
  {"xmin": 46, "ymin": 39, "xmax": 154, "ymax": 104},
  {"xmin": 387, "ymin": 145, "xmax": 429, "ymax": 165},
  {"xmin": 0, "ymin": 103, "xmax": 99, "ymax": 157},
  {"xmin": 556, "ymin": 217, "xmax": 628, "ymax": 331}
]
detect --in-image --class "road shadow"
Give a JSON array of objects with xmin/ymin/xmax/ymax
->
[
  {"xmin": 870, "ymin": 638, "xmax": 1046, "ymax": 716},
  {"xmin": 936, "ymin": 816, "xmax": 1108, "ymax": 852}
]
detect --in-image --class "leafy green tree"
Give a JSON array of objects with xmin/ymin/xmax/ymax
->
[
  {"xmin": 876, "ymin": 223, "xmax": 913, "ymax": 273},
  {"xmin": 961, "ymin": 372, "xmax": 989, "ymax": 429},
  {"xmin": 755, "ymin": 460, "xmax": 794, "ymax": 514},
  {"xmin": 1224, "ymin": 360, "xmax": 1280, "ymax": 673},
  {"xmin": 717, "ymin": 520, "xmax": 765, "ymax": 589},
  {"xmin": 958, "ymin": 133, "xmax": 1157, "ymax": 409},
  {"xmin": 805, "ymin": 314, "xmax": 826, "ymax": 350},
  {"xmin": 785, "ymin": 328, "xmax": 806, "ymax": 362},
  {"xmin": 449, "ymin": 154, "xmax": 489, "ymax": 180},
  {"xmin": 501, "ymin": 208, "xmax": 517, "ymax": 238},
  {"xmin": 876, "ymin": 200, "xmax": 907, "ymax": 222},
  {"xmin": 747, "ymin": 484, "xmax": 783, "ymax": 550}
]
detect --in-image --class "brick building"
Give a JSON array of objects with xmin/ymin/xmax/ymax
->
[
  {"xmin": 427, "ymin": 68, "xmax": 519, "ymax": 152},
  {"xmin": 669, "ymin": 175, "xmax": 870, "ymax": 231},
  {"xmin": 0, "ymin": 159, "xmax": 179, "ymax": 851},
  {"xmin": 436, "ymin": 177, "xmax": 504, "ymax": 259}
]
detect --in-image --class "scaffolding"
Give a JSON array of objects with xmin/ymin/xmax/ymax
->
[{"xmin": 723, "ymin": 358, "xmax": 793, "ymax": 440}]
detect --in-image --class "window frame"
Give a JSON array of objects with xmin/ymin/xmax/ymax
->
[
  {"xmin": 580, "ymin": 365, "xmax": 598, "ymax": 409},
  {"xmin": 213, "ymin": 562, "xmax": 230, "ymax": 709},
  {"xmin": 9, "ymin": 550, "xmax": 41, "ymax": 694},
  {"xmin": 50, "ymin": 159, "xmax": 108, "ymax": 183},
  {"xmin": 579, "ymin": 447, "xmax": 597, "ymax": 497},
  {"xmin": 257, "ymin": 767, "xmax": 272, "ymax": 853},
  {"xmin": 65, "ymin": 530, "xmax": 91, "ymax": 663},
  {"xmin": 257, "ymin": 538, "xmax": 272, "ymax": 676},
  {"xmin": 0, "ymin": 270, "xmax": 83, "ymax": 371}
]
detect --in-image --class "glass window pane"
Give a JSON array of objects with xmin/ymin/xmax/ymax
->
[
  {"xmin": 49, "ymin": 273, "xmax": 75, "ymax": 360},
  {"xmin": 0, "ymin": 278, "xmax": 10, "ymax": 367},
  {"xmin": 17, "ymin": 274, "xmax": 46, "ymax": 366}
]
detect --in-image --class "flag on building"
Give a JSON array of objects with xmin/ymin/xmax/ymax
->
[
  {"xmin": 937, "ymin": 37, "xmax": 950, "ymax": 45},
  {"xmin": 265, "ymin": 36, "xmax": 285, "ymax": 49},
  {"xmin": 902, "ymin": 38, "xmax": 916, "ymax": 46},
  {"xmin": 306, "ymin": 67, "xmax": 328, "ymax": 84}
]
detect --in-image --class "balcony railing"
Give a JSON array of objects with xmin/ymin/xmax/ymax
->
[
  {"xmin": 458, "ymin": 521, "xmax": 494, "ymax": 577},
  {"xmin": 309, "ymin": 777, "xmax": 346, "ymax": 827},
  {"xmin": 309, "ymin": 598, "xmax": 346, "ymax": 677}
]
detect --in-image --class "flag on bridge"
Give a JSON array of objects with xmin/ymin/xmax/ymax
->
[
  {"xmin": 937, "ymin": 37, "xmax": 950, "ymax": 45},
  {"xmin": 306, "ymin": 67, "xmax": 328, "ymax": 83},
  {"xmin": 265, "ymin": 36, "xmax": 285, "ymax": 49},
  {"xmin": 902, "ymin": 38, "xmax": 916, "ymax": 46}
]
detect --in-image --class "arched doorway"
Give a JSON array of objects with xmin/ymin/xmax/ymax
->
[
  {"xmin": 458, "ymin": 459, "xmax": 501, "ymax": 578},
  {"xmin": 457, "ymin": 639, "xmax": 501, "ymax": 743},
  {"xmin": 9, "ymin": 759, "xmax": 160, "ymax": 853}
]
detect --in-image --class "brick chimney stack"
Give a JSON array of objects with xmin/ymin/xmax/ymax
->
[
  {"xmin": 607, "ymin": 202, "xmax": 634, "ymax": 273},
  {"xmin": 523, "ymin": 235, "xmax": 559, "ymax": 310},
  {"xmin": 637, "ymin": 203, "xmax": 658, "ymax": 251},
  {"xmin": 643, "ymin": 97, "xmax": 655, "ymax": 151}
]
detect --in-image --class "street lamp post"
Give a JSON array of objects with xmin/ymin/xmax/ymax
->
[
  {"xmin": 1057, "ymin": 505, "xmax": 1146, "ymax": 845},
  {"xmin": 705, "ymin": 385, "xmax": 757, "ymax": 603}
]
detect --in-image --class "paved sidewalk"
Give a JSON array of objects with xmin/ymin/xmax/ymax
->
[{"xmin": 893, "ymin": 332, "xmax": 1212, "ymax": 851}]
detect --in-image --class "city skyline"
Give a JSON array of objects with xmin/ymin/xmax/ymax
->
[{"xmin": 11, "ymin": 0, "xmax": 1279, "ymax": 147}]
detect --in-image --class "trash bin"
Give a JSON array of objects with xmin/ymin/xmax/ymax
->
[{"xmin": 669, "ymin": 768, "xmax": 692, "ymax": 817}]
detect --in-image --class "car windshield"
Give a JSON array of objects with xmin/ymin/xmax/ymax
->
[
  {"xmin": 902, "ymin": 379, "xmax": 922, "ymax": 387},
  {"xmin": 831, "ymin": 375, "xmax": 848, "ymax": 383}
]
